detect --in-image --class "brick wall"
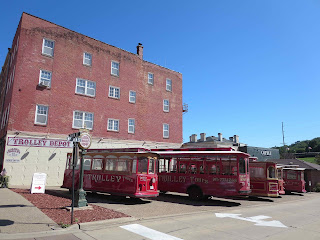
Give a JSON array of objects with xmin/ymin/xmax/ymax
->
[{"xmin": 8, "ymin": 13, "xmax": 183, "ymax": 144}]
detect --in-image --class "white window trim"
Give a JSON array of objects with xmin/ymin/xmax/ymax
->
[
  {"xmin": 111, "ymin": 61, "xmax": 119, "ymax": 77},
  {"xmin": 166, "ymin": 78, "xmax": 172, "ymax": 92},
  {"xmin": 75, "ymin": 78, "xmax": 96, "ymax": 97},
  {"xmin": 128, "ymin": 118, "xmax": 135, "ymax": 134},
  {"xmin": 39, "ymin": 69, "xmax": 52, "ymax": 88},
  {"xmin": 34, "ymin": 104, "xmax": 48, "ymax": 126},
  {"xmin": 42, "ymin": 38, "xmax": 55, "ymax": 57},
  {"xmin": 109, "ymin": 85, "xmax": 120, "ymax": 99},
  {"xmin": 163, "ymin": 99, "xmax": 169, "ymax": 112},
  {"xmin": 83, "ymin": 52, "xmax": 92, "ymax": 66},
  {"xmin": 129, "ymin": 90, "xmax": 136, "ymax": 103},
  {"xmin": 163, "ymin": 123, "xmax": 169, "ymax": 138},
  {"xmin": 148, "ymin": 72, "xmax": 154, "ymax": 85},
  {"xmin": 72, "ymin": 110, "xmax": 94, "ymax": 130},
  {"xmin": 108, "ymin": 118, "xmax": 120, "ymax": 132}
]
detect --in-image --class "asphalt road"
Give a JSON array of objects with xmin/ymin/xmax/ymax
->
[
  {"xmin": 80, "ymin": 192, "xmax": 320, "ymax": 240},
  {"xmin": 86, "ymin": 191, "xmax": 311, "ymax": 219}
]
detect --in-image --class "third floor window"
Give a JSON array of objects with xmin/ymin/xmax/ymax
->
[
  {"xmin": 42, "ymin": 39, "xmax": 54, "ymax": 57},
  {"xmin": 111, "ymin": 61, "xmax": 119, "ymax": 76},
  {"xmin": 76, "ymin": 78, "xmax": 96, "ymax": 97}
]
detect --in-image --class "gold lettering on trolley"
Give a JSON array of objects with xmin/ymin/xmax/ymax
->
[
  {"xmin": 190, "ymin": 177, "xmax": 208, "ymax": 184},
  {"xmin": 160, "ymin": 175, "xmax": 186, "ymax": 183},
  {"xmin": 212, "ymin": 177, "xmax": 237, "ymax": 183},
  {"xmin": 86, "ymin": 174, "xmax": 128, "ymax": 183}
]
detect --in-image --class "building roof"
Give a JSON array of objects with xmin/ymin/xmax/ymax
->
[{"xmin": 270, "ymin": 159, "xmax": 320, "ymax": 170}]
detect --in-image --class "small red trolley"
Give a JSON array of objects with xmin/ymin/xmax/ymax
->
[
  {"xmin": 154, "ymin": 148, "xmax": 251, "ymax": 200},
  {"xmin": 283, "ymin": 167, "xmax": 307, "ymax": 193},
  {"xmin": 61, "ymin": 148, "xmax": 159, "ymax": 198},
  {"xmin": 249, "ymin": 161, "xmax": 281, "ymax": 197}
]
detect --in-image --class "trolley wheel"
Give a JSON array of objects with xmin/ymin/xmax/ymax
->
[
  {"xmin": 160, "ymin": 191, "xmax": 167, "ymax": 195},
  {"xmin": 188, "ymin": 186, "xmax": 204, "ymax": 201}
]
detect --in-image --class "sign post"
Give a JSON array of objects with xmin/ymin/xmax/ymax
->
[
  {"xmin": 68, "ymin": 132, "xmax": 80, "ymax": 224},
  {"xmin": 75, "ymin": 131, "xmax": 92, "ymax": 208}
]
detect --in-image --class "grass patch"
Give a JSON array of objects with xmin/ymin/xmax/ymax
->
[{"xmin": 298, "ymin": 157, "xmax": 316, "ymax": 164}]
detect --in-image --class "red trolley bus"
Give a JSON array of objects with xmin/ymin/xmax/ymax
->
[
  {"xmin": 277, "ymin": 165, "xmax": 285, "ymax": 195},
  {"xmin": 249, "ymin": 161, "xmax": 281, "ymax": 197},
  {"xmin": 283, "ymin": 167, "xmax": 307, "ymax": 193},
  {"xmin": 154, "ymin": 149, "xmax": 251, "ymax": 200},
  {"xmin": 61, "ymin": 148, "xmax": 159, "ymax": 198}
]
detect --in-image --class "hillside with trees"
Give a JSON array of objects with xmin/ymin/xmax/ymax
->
[{"xmin": 273, "ymin": 137, "xmax": 320, "ymax": 154}]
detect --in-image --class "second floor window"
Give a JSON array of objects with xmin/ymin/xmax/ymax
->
[
  {"xmin": 35, "ymin": 105, "xmax": 48, "ymax": 125},
  {"xmin": 109, "ymin": 86, "xmax": 120, "ymax": 99},
  {"xmin": 148, "ymin": 73, "xmax": 154, "ymax": 85},
  {"xmin": 83, "ymin": 52, "xmax": 92, "ymax": 66},
  {"xmin": 111, "ymin": 61, "xmax": 119, "ymax": 76},
  {"xmin": 128, "ymin": 118, "xmax": 135, "ymax": 133},
  {"xmin": 108, "ymin": 119, "xmax": 119, "ymax": 131},
  {"xmin": 166, "ymin": 79, "xmax": 172, "ymax": 91},
  {"xmin": 129, "ymin": 90, "xmax": 136, "ymax": 103},
  {"xmin": 39, "ymin": 70, "xmax": 52, "ymax": 87},
  {"xmin": 73, "ymin": 111, "xmax": 94, "ymax": 130},
  {"xmin": 42, "ymin": 39, "xmax": 54, "ymax": 57},
  {"xmin": 163, "ymin": 99, "xmax": 169, "ymax": 112},
  {"xmin": 76, "ymin": 78, "xmax": 96, "ymax": 97},
  {"xmin": 163, "ymin": 123, "xmax": 169, "ymax": 138}
]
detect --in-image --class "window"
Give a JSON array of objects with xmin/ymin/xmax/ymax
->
[
  {"xmin": 109, "ymin": 86, "xmax": 120, "ymax": 99},
  {"xmin": 108, "ymin": 119, "xmax": 119, "ymax": 131},
  {"xmin": 148, "ymin": 73, "xmax": 154, "ymax": 85},
  {"xmin": 111, "ymin": 61, "xmax": 119, "ymax": 76},
  {"xmin": 39, "ymin": 70, "xmax": 51, "ymax": 87},
  {"xmin": 35, "ymin": 105, "xmax": 48, "ymax": 125},
  {"xmin": 73, "ymin": 111, "xmax": 94, "ymax": 130},
  {"xmin": 166, "ymin": 78, "xmax": 172, "ymax": 91},
  {"xmin": 42, "ymin": 39, "xmax": 54, "ymax": 57},
  {"xmin": 76, "ymin": 78, "xmax": 96, "ymax": 97},
  {"xmin": 128, "ymin": 118, "xmax": 135, "ymax": 133},
  {"xmin": 163, "ymin": 123, "xmax": 169, "ymax": 138},
  {"xmin": 83, "ymin": 52, "xmax": 92, "ymax": 66},
  {"xmin": 129, "ymin": 90, "xmax": 136, "ymax": 103},
  {"xmin": 163, "ymin": 99, "xmax": 169, "ymax": 112}
]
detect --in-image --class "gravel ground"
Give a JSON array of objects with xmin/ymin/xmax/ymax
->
[{"xmin": 10, "ymin": 189, "xmax": 129, "ymax": 226}]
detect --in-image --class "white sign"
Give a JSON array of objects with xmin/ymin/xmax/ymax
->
[
  {"xmin": 6, "ymin": 148, "xmax": 21, "ymax": 157},
  {"xmin": 31, "ymin": 173, "xmax": 47, "ymax": 194},
  {"xmin": 7, "ymin": 137, "xmax": 73, "ymax": 148},
  {"xmin": 261, "ymin": 150, "xmax": 272, "ymax": 156},
  {"xmin": 215, "ymin": 213, "xmax": 287, "ymax": 228},
  {"xmin": 79, "ymin": 132, "xmax": 92, "ymax": 149}
]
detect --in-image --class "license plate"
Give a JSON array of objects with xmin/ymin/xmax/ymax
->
[{"xmin": 150, "ymin": 186, "xmax": 154, "ymax": 189}]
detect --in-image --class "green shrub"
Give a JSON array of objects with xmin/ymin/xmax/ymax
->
[
  {"xmin": 313, "ymin": 183, "xmax": 320, "ymax": 192},
  {"xmin": 0, "ymin": 176, "xmax": 9, "ymax": 188}
]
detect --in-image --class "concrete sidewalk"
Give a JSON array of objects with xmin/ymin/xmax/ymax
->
[
  {"xmin": 0, "ymin": 188, "xmax": 57, "ymax": 234},
  {"xmin": 0, "ymin": 188, "xmax": 135, "ymax": 240}
]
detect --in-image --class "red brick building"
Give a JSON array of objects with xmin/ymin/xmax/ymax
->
[{"xmin": 0, "ymin": 13, "xmax": 183, "ymax": 186}]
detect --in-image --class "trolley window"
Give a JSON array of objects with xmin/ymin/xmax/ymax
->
[
  {"xmin": 138, "ymin": 157, "xmax": 148, "ymax": 174},
  {"xmin": 268, "ymin": 166, "xmax": 276, "ymax": 179},
  {"xmin": 149, "ymin": 158, "xmax": 155, "ymax": 174},
  {"xmin": 239, "ymin": 157, "xmax": 245, "ymax": 174},
  {"xmin": 84, "ymin": 157, "xmax": 92, "ymax": 170}
]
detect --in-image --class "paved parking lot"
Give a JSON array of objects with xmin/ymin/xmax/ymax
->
[{"xmin": 84, "ymin": 191, "xmax": 314, "ymax": 219}]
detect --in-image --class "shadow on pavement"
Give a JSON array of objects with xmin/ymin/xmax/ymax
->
[
  {"xmin": 0, "ymin": 204, "xmax": 29, "ymax": 208},
  {"xmin": 225, "ymin": 196, "xmax": 274, "ymax": 202},
  {"xmin": 152, "ymin": 193, "xmax": 241, "ymax": 207},
  {"xmin": 0, "ymin": 219, "xmax": 14, "ymax": 226}
]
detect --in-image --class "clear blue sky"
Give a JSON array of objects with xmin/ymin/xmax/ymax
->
[{"xmin": 1, "ymin": 0, "xmax": 320, "ymax": 148}]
